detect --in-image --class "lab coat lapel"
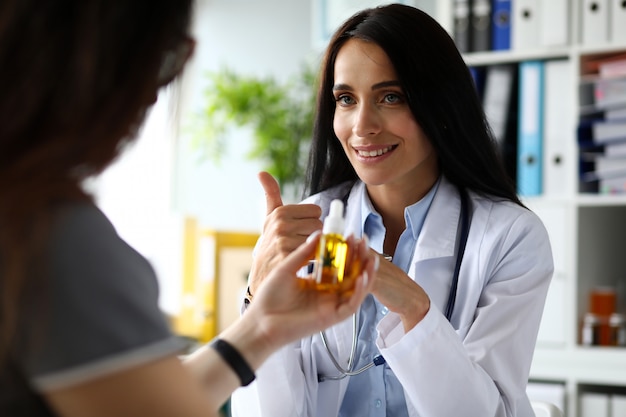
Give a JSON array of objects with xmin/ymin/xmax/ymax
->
[
  {"xmin": 408, "ymin": 178, "xmax": 463, "ymax": 311},
  {"xmin": 412, "ymin": 177, "xmax": 461, "ymax": 262}
]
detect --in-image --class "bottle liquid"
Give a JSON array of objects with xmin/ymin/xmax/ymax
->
[{"xmin": 313, "ymin": 199, "xmax": 348, "ymax": 291}]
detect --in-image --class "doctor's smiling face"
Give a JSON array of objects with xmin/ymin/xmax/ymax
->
[{"xmin": 332, "ymin": 38, "xmax": 439, "ymax": 192}]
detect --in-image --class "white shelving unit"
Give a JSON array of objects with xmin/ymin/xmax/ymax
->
[{"xmin": 457, "ymin": 1, "xmax": 626, "ymax": 416}]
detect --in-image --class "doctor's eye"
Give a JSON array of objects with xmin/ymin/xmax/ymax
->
[
  {"xmin": 382, "ymin": 92, "xmax": 404, "ymax": 104},
  {"xmin": 335, "ymin": 94, "xmax": 356, "ymax": 106}
]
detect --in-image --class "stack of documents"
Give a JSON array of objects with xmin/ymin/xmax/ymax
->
[{"xmin": 577, "ymin": 56, "xmax": 626, "ymax": 194}]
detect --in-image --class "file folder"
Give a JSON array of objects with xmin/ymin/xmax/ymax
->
[
  {"xmin": 469, "ymin": 66, "xmax": 487, "ymax": 98},
  {"xmin": 605, "ymin": 140, "xmax": 626, "ymax": 157},
  {"xmin": 491, "ymin": 0, "xmax": 511, "ymax": 50},
  {"xmin": 600, "ymin": 175, "xmax": 626, "ymax": 193},
  {"xmin": 593, "ymin": 155, "xmax": 626, "ymax": 176},
  {"xmin": 611, "ymin": 394, "xmax": 626, "ymax": 417},
  {"xmin": 544, "ymin": 60, "xmax": 573, "ymax": 197},
  {"xmin": 512, "ymin": 0, "xmax": 540, "ymax": 50},
  {"xmin": 581, "ymin": 0, "xmax": 609, "ymax": 45},
  {"xmin": 580, "ymin": 392, "xmax": 610, "ymax": 417},
  {"xmin": 593, "ymin": 77, "xmax": 626, "ymax": 109},
  {"xmin": 483, "ymin": 64, "xmax": 518, "ymax": 184},
  {"xmin": 610, "ymin": 0, "xmax": 626, "ymax": 43},
  {"xmin": 526, "ymin": 382, "xmax": 566, "ymax": 414},
  {"xmin": 517, "ymin": 60, "xmax": 544, "ymax": 196},
  {"xmin": 470, "ymin": 0, "xmax": 491, "ymax": 52},
  {"xmin": 540, "ymin": 0, "xmax": 569, "ymax": 47},
  {"xmin": 453, "ymin": 0, "xmax": 472, "ymax": 53},
  {"xmin": 591, "ymin": 119, "xmax": 626, "ymax": 143}
]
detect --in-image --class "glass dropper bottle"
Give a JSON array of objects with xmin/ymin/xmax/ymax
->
[{"xmin": 313, "ymin": 199, "xmax": 348, "ymax": 291}]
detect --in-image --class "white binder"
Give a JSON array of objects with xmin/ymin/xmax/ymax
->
[
  {"xmin": 581, "ymin": 0, "xmax": 609, "ymax": 45},
  {"xmin": 526, "ymin": 382, "xmax": 566, "ymax": 415},
  {"xmin": 540, "ymin": 0, "xmax": 569, "ymax": 47},
  {"xmin": 610, "ymin": 0, "xmax": 626, "ymax": 43},
  {"xmin": 611, "ymin": 394, "xmax": 626, "ymax": 417},
  {"xmin": 580, "ymin": 392, "xmax": 610, "ymax": 417},
  {"xmin": 512, "ymin": 0, "xmax": 540, "ymax": 50},
  {"xmin": 483, "ymin": 65, "xmax": 515, "ymax": 144},
  {"xmin": 543, "ymin": 60, "xmax": 574, "ymax": 197}
]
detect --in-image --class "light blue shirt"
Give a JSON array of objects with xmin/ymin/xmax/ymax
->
[{"xmin": 338, "ymin": 179, "xmax": 440, "ymax": 417}]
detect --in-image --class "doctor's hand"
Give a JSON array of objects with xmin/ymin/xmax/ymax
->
[
  {"xmin": 230, "ymin": 232, "xmax": 377, "ymax": 359},
  {"xmin": 185, "ymin": 233, "xmax": 375, "ymax": 406},
  {"xmin": 248, "ymin": 172, "xmax": 322, "ymax": 296},
  {"xmin": 370, "ymin": 252, "xmax": 430, "ymax": 333}
]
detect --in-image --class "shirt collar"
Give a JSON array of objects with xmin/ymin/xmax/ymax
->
[{"xmin": 357, "ymin": 177, "xmax": 441, "ymax": 240}]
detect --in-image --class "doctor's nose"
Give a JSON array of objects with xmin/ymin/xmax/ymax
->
[{"xmin": 352, "ymin": 105, "xmax": 382, "ymax": 137}]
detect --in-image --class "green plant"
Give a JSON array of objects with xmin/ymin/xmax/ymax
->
[{"xmin": 191, "ymin": 64, "xmax": 317, "ymax": 195}]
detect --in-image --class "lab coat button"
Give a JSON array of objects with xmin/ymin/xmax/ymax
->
[
  {"xmin": 375, "ymin": 399, "xmax": 382, "ymax": 408},
  {"xmin": 381, "ymin": 306, "xmax": 389, "ymax": 315}
]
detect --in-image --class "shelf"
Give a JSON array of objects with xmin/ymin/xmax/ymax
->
[
  {"xmin": 464, "ymin": 44, "xmax": 626, "ymax": 68},
  {"xmin": 531, "ymin": 347, "xmax": 626, "ymax": 386},
  {"xmin": 576, "ymin": 43, "xmax": 626, "ymax": 56},
  {"xmin": 576, "ymin": 194, "xmax": 626, "ymax": 206},
  {"xmin": 453, "ymin": 3, "xmax": 626, "ymax": 414},
  {"xmin": 521, "ymin": 194, "xmax": 626, "ymax": 207},
  {"xmin": 463, "ymin": 47, "xmax": 571, "ymax": 66}
]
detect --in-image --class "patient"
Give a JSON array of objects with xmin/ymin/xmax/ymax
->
[{"xmin": 0, "ymin": 1, "xmax": 376, "ymax": 416}]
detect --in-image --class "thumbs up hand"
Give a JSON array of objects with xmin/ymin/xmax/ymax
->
[{"xmin": 248, "ymin": 172, "xmax": 322, "ymax": 295}]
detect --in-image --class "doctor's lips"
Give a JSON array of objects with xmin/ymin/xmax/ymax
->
[{"xmin": 354, "ymin": 144, "xmax": 398, "ymax": 158}]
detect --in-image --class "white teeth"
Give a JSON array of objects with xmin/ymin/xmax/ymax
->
[{"xmin": 357, "ymin": 146, "xmax": 393, "ymax": 157}]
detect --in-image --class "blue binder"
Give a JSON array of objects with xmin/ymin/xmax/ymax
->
[
  {"xmin": 517, "ymin": 61, "xmax": 544, "ymax": 197},
  {"xmin": 469, "ymin": 66, "xmax": 486, "ymax": 97},
  {"xmin": 491, "ymin": 0, "xmax": 511, "ymax": 50}
]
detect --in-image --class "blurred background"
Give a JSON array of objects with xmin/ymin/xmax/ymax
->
[{"xmin": 85, "ymin": 1, "xmax": 626, "ymax": 414}]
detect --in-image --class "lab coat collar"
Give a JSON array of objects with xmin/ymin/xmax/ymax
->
[
  {"xmin": 344, "ymin": 177, "xmax": 462, "ymax": 262},
  {"xmin": 413, "ymin": 176, "xmax": 462, "ymax": 261}
]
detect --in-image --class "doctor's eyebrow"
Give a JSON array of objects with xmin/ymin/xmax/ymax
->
[{"xmin": 332, "ymin": 80, "xmax": 402, "ymax": 92}]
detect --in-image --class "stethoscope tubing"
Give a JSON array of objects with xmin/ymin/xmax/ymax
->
[{"xmin": 318, "ymin": 186, "xmax": 471, "ymax": 382}]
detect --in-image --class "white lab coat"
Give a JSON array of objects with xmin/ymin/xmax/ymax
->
[{"xmin": 231, "ymin": 177, "xmax": 554, "ymax": 417}]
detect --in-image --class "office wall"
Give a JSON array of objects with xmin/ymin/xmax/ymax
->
[
  {"xmin": 175, "ymin": 0, "xmax": 318, "ymax": 232},
  {"xmin": 94, "ymin": 0, "xmax": 315, "ymax": 314}
]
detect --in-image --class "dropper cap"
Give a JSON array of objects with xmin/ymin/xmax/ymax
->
[{"xmin": 323, "ymin": 199, "xmax": 345, "ymax": 235}]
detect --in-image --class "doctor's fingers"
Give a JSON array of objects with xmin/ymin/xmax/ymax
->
[
  {"xmin": 248, "ymin": 253, "xmax": 282, "ymax": 295},
  {"xmin": 251, "ymin": 233, "xmax": 330, "ymax": 310},
  {"xmin": 248, "ymin": 223, "xmax": 319, "ymax": 294},
  {"xmin": 262, "ymin": 203, "xmax": 322, "ymax": 231},
  {"xmin": 258, "ymin": 171, "xmax": 284, "ymax": 214},
  {"xmin": 369, "ymin": 258, "xmax": 426, "ymax": 308},
  {"xmin": 261, "ymin": 207, "xmax": 322, "ymax": 248}
]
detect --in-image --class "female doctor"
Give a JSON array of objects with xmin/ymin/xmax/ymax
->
[{"xmin": 232, "ymin": 4, "xmax": 554, "ymax": 417}]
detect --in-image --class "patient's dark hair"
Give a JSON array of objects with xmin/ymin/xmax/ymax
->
[{"xmin": 0, "ymin": 0, "xmax": 193, "ymax": 362}]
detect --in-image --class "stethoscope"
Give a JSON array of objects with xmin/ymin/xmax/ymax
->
[{"xmin": 318, "ymin": 186, "xmax": 471, "ymax": 382}]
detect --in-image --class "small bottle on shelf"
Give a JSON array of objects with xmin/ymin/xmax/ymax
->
[
  {"xmin": 589, "ymin": 286, "xmax": 617, "ymax": 345},
  {"xmin": 582, "ymin": 312, "xmax": 602, "ymax": 346},
  {"xmin": 609, "ymin": 313, "xmax": 626, "ymax": 347}
]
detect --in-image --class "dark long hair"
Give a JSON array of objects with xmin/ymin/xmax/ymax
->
[
  {"xmin": 305, "ymin": 4, "xmax": 520, "ymax": 207},
  {"xmin": 0, "ymin": 0, "xmax": 193, "ymax": 361}
]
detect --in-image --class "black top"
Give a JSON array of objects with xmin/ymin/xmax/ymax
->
[{"xmin": 0, "ymin": 202, "xmax": 186, "ymax": 416}]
